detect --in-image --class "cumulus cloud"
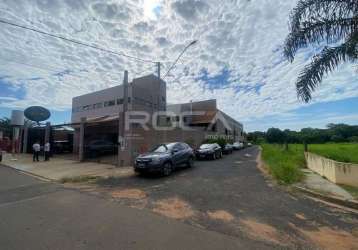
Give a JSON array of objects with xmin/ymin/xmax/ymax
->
[{"xmin": 0, "ymin": 0, "xmax": 357, "ymax": 128}]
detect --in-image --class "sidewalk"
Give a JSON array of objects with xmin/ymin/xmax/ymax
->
[
  {"xmin": 297, "ymin": 169, "xmax": 354, "ymax": 200},
  {"xmin": 0, "ymin": 153, "xmax": 133, "ymax": 181}
]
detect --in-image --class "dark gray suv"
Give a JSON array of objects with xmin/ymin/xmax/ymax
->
[{"xmin": 134, "ymin": 142, "xmax": 195, "ymax": 176}]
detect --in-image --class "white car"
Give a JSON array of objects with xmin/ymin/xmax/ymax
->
[{"xmin": 233, "ymin": 142, "xmax": 244, "ymax": 150}]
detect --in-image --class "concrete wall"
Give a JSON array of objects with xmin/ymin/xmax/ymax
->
[{"xmin": 305, "ymin": 152, "xmax": 358, "ymax": 187}]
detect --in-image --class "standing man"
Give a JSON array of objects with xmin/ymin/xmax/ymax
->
[
  {"xmin": 32, "ymin": 141, "xmax": 40, "ymax": 162},
  {"xmin": 44, "ymin": 142, "xmax": 50, "ymax": 161}
]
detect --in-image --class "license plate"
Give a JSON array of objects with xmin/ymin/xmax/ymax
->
[{"xmin": 137, "ymin": 163, "xmax": 145, "ymax": 167}]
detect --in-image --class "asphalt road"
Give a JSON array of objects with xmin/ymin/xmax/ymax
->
[
  {"xmin": 91, "ymin": 146, "xmax": 358, "ymax": 249},
  {"xmin": 1, "ymin": 147, "xmax": 357, "ymax": 249},
  {"xmin": 0, "ymin": 163, "xmax": 269, "ymax": 250}
]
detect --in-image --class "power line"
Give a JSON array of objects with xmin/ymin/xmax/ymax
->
[
  {"xmin": 0, "ymin": 56, "xmax": 88, "ymax": 78},
  {"xmin": 0, "ymin": 18, "xmax": 157, "ymax": 64}
]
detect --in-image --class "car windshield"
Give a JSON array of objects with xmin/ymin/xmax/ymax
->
[
  {"xmin": 151, "ymin": 143, "xmax": 176, "ymax": 153},
  {"xmin": 200, "ymin": 144, "xmax": 212, "ymax": 149}
]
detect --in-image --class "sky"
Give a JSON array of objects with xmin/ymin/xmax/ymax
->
[{"xmin": 0, "ymin": 0, "xmax": 357, "ymax": 132}]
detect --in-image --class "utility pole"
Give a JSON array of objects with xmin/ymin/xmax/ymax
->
[
  {"xmin": 156, "ymin": 62, "xmax": 161, "ymax": 79},
  {"xmin": 118, "ymin": 70, "xmax": 129, "ymax": 167}
]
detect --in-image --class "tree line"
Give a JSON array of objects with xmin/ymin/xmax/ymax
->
[{"xmin": 248, "ymin": 124, "xmax": 358, "ymax": 144}]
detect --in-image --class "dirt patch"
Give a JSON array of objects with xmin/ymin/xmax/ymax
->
[
  {"xmin": 255, "ymin": 149, "xmax": 270, "ymax": 177},
  {"xmin": 110, "ymin": 189, "xmax": 146, "ymax": 199},
  {"xmin": 298, "ymin": 226, "xmax": 358, "ymax": 250},
  {"xmin": 295, "ymin": 213, "xmax": 307, "ymax": 220},
  {"xmin": 152, "ymin": 197, "xmax": 194, "ymax": 219},
  {"xmin": 207, "ymin": 210, "xmax": 235, "ymax": 222},
  {"xmin": 240, "ymin": 218, "xmax": 289, "ymax": 246}
]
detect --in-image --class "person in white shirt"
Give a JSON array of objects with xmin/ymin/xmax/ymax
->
[
  {"xmin": 44, "ymin": 142, "xmax": 50, "ymax": 161},
  {"xmin": 32, "ymin": 141, "xmax": 40, "ymax": 162}
]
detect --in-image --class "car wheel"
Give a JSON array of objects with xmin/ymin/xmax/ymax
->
[
  {"xmin": 212, "ymin": 153, "xmax": 216, "ymax": 160},
  {"xmin": 162, "ymin": 162, "xmax": 172, "ymax": 176},
  {"xmin": 187, "ymin": 157, "xmax": 194, "ymax": 168}
]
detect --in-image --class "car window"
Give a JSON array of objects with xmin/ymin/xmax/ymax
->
[
  {"xmin": 165, "ymin": 143, "xmax": 176, "ymax": 149},
  {"xmin": 151, "ymin": 144, "xmax": 168, "ymax": 153},
  {"xmin": 200, "ymin": 144, "xmax": 212, "ymax": 149},
  {"xmin": 173, "ymin": 143, "xmax": 184, "ymax": 151}
]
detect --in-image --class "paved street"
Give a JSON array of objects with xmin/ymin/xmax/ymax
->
[
  {"xmin": 0, "ymin": 163, "xmax": 267, "ymax": 250},
  {"xmin": 1, "ymin": 147, "xmax": 358, "ymax": 249},
  {"xmin": 89, "ymin": 146, "xmax": 358, "ymax": 249}
]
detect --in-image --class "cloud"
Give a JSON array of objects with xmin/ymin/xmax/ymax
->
[{"xmin": 0, "ymin": 0, "xmax": 357, "ymax": 128}]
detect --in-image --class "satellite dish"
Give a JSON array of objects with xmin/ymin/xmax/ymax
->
[{"xmin": 24, "ymin": 106, "xmax": 51, "ymax": 123}]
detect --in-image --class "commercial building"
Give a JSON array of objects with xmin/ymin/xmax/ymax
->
[{"xmin": 71, "ymin": 73, "xmax": 244, "ymax": 166}]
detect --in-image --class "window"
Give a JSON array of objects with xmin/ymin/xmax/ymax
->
[
  {"xmin": 83, "ymin": 105, "xmax": 90, "ymax": 111},
  {"xmin": 104, "ymin": 100, "xmax": 115, "ymax": 107},
  {"xmin": 117, "ymin": 98, "xmax": 123, "ymax": 105},
  {"xmin": 211, "ymin": 123, "xmax": 217, "ymax": 132},
  {"xmin": 162, "ymin": 96, "xmax": 166, "ymax": 102},
  {"xmin": 93, "ymin": 103, "xmax": 103, "ymax": 109},
  {"xmin": 127, "ymin": 97, "xmax": 131, "ymax": 103}
]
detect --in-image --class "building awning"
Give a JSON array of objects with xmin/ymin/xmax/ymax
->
[
  {"xmin": 86, "ymin": 115, "xmax": 119, "ymax": 124},
  {"xmin": 190, "ymin": 111, "xmax": 217, "ymax": 124}
]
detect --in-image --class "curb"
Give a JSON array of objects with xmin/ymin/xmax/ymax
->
[
  {"xmin": 292, "ymin": 185, "xmax": 358, "ymax": 210},
  {"xmin": 0, "ymin": 163, "xmax": 53, "ymax": 182}
]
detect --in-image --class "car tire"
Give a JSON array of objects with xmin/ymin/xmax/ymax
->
[
  {"xmin": 212, "ymin": 153, "xmax": 216, "ymax": 160},
  {"xmin": 186, "ymin": 157, "xmax": 195, "ymax": 168},
  {"xmin": 162, "ymin": 162, "xmax": 173, "ymax": 176}
]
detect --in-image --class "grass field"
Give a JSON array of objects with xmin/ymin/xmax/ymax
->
[
  {"xmin": 261, "ymin": 144, "xmax": 305, "ymax": 184},
  {"xmin": 260, "ymin": 143, "xmax": 358, "ymax": 184},
  {"xmin": 308, "ymin": 143, "xmax": 358, "ymax": 164}
]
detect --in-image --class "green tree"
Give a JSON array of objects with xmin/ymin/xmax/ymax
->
[
  {"xmin": 284, "ymin": 0, "xmax": 358, "ymax": 102},
  {"xmin": 266, "ymin": 128, "xmax": 286, "ymax": 144},
  {"xmin": 0, "ymin": 117, "xmax": 12, "ymax": 138}
]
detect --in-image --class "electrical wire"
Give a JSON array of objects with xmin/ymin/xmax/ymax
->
[{"xmin": 0, "ymin": 18, "xmax": 157, "ymax": 64}]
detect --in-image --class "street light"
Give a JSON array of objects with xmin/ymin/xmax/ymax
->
[{"xmin": 163, "ymin": 40, "xmax": 198, "ymax": 79}]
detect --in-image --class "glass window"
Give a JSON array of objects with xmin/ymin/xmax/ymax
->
[
  {"xmin": 117, "ymin": 98, "xmax": 123, "ymax": 105},
  {"xmin": 83, "ymin": 105, "xmax": 90, "ymax": 111},
  {"xmin": 199, "ymin": 144, "xmax": 212, "ymax": 149},
  {"xmin": 151, "ymin": 144, "xmax": 168, "ymax": 153},
  {"xmin": 104, "ymin": 100, "xmax": 115, "ymax": 107}
]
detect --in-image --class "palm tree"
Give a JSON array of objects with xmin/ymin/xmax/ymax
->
[{"xmin": 284, "ymin": 0, "xmax": 358, "ymax": 102}]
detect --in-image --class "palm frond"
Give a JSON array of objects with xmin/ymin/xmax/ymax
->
[
  {"xmin": 296, "ymin": 32, "xmax": 358, "ymax": 102},
  {"xmin": 290, "ymin": 0, "xmax": 358, "ymax": 32},
  {"xmin": 284, "ymin": 17, "xmax": 358, "ymax": 60}
]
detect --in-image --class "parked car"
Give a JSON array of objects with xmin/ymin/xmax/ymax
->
[
  {"xmin": 85, "ymin": 139, "xmax": 116, "ymax": 158},
  {"xmin": 222, "ymin": 143, "xmax": 234, "ymax": 154},
  {"xmin": 196, "ymin": 143, "xmax": 222, "ymax": 160},
  {"xmin": 247, "ymin": 142, "xmax": 252, "ymax": 147},
  {"xmin": 53, "ymin": 140, "xmax": 72, "ymax": 154},
  {"xmin": 233, "ymin": 142, "xmax": 244, "ymax": 150},
  {"xmin": 134, "ymin": 142, "xmax": 195, "ymax": 176}
]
